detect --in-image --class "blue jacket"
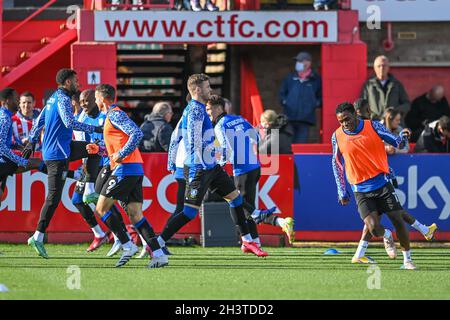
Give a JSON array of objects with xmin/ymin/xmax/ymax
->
[
  {"xmin": 279, "ymin": 70, "xmax": 322, "ymax": 124},
  {"xmin": 214, "ymin": 113, "xmax": 260, "ymax": 177},
  {"xmin": 30, "ymin": 88, "xmax": 96, "ymax": 161}
]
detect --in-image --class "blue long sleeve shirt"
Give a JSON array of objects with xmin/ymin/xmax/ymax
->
[
  {"xmin": 0, "ymin": 107, "xmax": 28, "ymax": 167},
  {"xmin": 214, "ymin": 114, "xmax": 260, "ymax": 176},
  {"xmin": 181, "ymin": 99, "xmax": 216, "ymax": 178},
  {"xmin": 29, "ymin": 88, "xmax": 97, "ymax": 161}
]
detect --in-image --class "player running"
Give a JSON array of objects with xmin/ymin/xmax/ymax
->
[
  {"xmin": 350, "ymin": 99, "xmax": 437, "ymax": 263},
  {"xmin": 147, "ymin": 74, "xmax": 268, "ymax": 269},
  {"xmin": 332, "ymin": 102, "xmax": 418, "ymax": 270},
  {"xmin": 25, "ymin": 69, "xmax": 103, "ymax": 259},
  {"xmin": 205, "ymin": 95, "xmax": 291, "ymax": 246},
  {"xmin": 0, "ymin": 88, "xmax": 43, "ymax": 206},
  {"xmin": 89, "ymin": 84, "xmax": 156, "ymax": 267}
]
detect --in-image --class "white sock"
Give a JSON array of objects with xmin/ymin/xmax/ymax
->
[
  {"xmin": 253, "ymin": 237, "xmax": 261, "ymax": 247},
  {"xmin": 153, "ymin": 248, "xmax": 164, "ymax": 258},
  {"xmin": 83, "ymin": 182, "xmax": 95, "ymax": 196},
  {"xmin": 33, "ymin": 231, "xmax": 44, "ymax": 242},
  {"xmin": 91, "ymin": 225, "xmax": 105, "ymax": 238},
  {"xmin": 241, "ymin": 234, "xmax": 253, "ymax": 243},
  {"xmin": 383, "ymin": 229, "xmax": 392, "ymax": 239},
  {"xmin": 275, "ymin": 217, "xmax": 286, "ymax": 228},
  {"xmin": 122, "ymin": 240, "xmax": 133, "ymax": 250},
  {"xmin": 113, "ymin": 233, "xmax": 119, "ymax": 242},
  {"xmin": 412, "ymin": 220, "xmax": 429, "ymax": 236},
  {"xmin": 402, "ymin": 250, "xmax": 412, "ymax": 263},
  {"xmin": 354, "ymin": 240, "xmax": 369, "ymax": 259},
  {"xmin": 157, "ymin": 236, "xmax": 165, "ymax": 248},
  {"xmin": 139, "ymin": 234, "xmax": 147, "ymax": 246}
]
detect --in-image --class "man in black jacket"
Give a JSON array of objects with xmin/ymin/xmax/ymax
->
[
  {"xmin": 414, "ymin": 116, "xmax": 450, "ymax": 153},
  {"xmin": 406, "ymin": 85, "xmax": 450, "ymax": 142},
  {"xmin": 139, "ymin": 102, "xmax": 173, "ymax": 152}
]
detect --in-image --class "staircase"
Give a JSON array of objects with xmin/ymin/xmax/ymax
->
[
  {"xmin": 116, "ymin": 43, "xmax": 229, "ymax": 125},
  {"xmin": 0, "ymin": 0, "xmax": 82, "ymax": 87}
]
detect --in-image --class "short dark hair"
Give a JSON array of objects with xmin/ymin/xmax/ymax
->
[
  {"xmin": 383, "ymin": 107, "xmax": 401, "ymax": 121},
  {"xmin": 20, "ymin": 91, "xmax": 35, "ymax": 101},
  {"xmin": 95, "ymin": 84, "xmax": 116, "ymax": 101},
  {"xmin": 207, "ymin": 95, "xmax": 225, "ymax": 110},
  {"xmin": 56, "ymin": 68, "xmax": 77, "ymax": 86},
  {"xmin": 0, "ymin": 87, "xmax": 17, "ymax": 102},
  {"xmin": 439, "ymin": 115, "xmax": 450, "ymax": 131},
  {"xmin": 336, "ymin": 102, "xmax": 356, "ymax": 114},
  {"xmin": 187, "ymin": 73, "xmax": 209, "ymax": 93},
  {"xmin": 353, "ymin": 98, "xmax": 369, "ymax": 111}
]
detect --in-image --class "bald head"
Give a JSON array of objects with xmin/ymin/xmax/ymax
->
[
  {"xmin": 152, "ymin": 102, "xmax": 173, "ymax": 122},
  {"xmin": 374, "ymin": 55, "xmax": 390, "ymax": 81},
  {"xmin": 79, "ymin": 89, "xmax": 97, "ymax": 114},
  {"xmin": 429, "ymin": 85, "xmax": 445, "ymax": 103}
]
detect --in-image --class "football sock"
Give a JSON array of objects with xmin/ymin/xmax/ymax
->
[
  {"xmin": 101, "ymin": 210, "xmax": 129, "ymax": 244},
  {"xmin": 402, "ymin": 250, "xmax": 412, "ymax": 263},
  {"xmin": 33, "ymin": 231, "xmax": 45, "ymax": 242},
  {"xmin": 383, "ymin": 229, "xmax": 392, "ymax": 239},
  {"xmin": 83, "ymin": 182, "xmax": 96, "ymax": 197},
  {"xmin": 91, "ymin": 224, "xmax": 106, "ymax": 238},
  {"xmin": 354, "ymin": 240, "xmax": 369, "ymax": 258},
  {"xmin": 157, "ymin": 236, "xmax": 166, "ymax": 248},
  {"xmin": 275, "ymin": 217, "xmax": 286, "ymax": 228},
  {"xmin": 134, "ymin": 217, "xmax": 155, "ymax": 245},
  {"xmin": 412, "ymin": 220, "xmax": 429, "ymax": 235},
  {"xmin": 241, "ymin": 234, "xmax": 253, "ymax": 243}
]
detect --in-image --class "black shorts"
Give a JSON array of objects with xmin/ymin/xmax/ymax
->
[
  {"xmin": 0, "ymin": 157, "xmax": 18, "ymax": 193},
  {"xmin": 95, "ymin": 165, "xmax": 112, "ymax": 194},
  {"xmin": 184, "ymin": 164, "xmax": 236, "ymax": 207},
  {"xmin": 354, "ymin": 182, "xmax": 403, "ymax": 220},
  {"xmin": 100, "ymin": 174, "xmax": 143, "ymax": 205}
]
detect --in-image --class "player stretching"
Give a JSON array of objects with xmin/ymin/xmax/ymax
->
[
  {"xmin": 0, "ymin": 88, "xmax": 43, "ymax": 206},
  {"xmin": 205, "ymin": 95, "xmax": 289, "ymax": 246},
  {"xmin": 332, "ymin": 102, "xmax": 417, "ymax": 270},
  {"xmin": 89, "ymin": 84, "xmax": 156, "ymax": 267},
  {"xmin": 147, "ymin": 74, "xmax": 267, "ymax": 268},
  {"xmin": 26, "ymin": 69, "xmax": 103, "ymax": 258},
  {"xmin": 351, "ymin": 99, "xmax": 437, "ymax": 263}
]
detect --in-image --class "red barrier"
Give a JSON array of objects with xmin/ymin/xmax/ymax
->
[{"xmin": 0, "ymin": 153, "xmax": 294, "ymax": 241}]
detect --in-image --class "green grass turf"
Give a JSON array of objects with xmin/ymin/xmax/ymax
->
[{"xmin": 0, "ymin": 244, "xmax": 450, "ymax": 300}]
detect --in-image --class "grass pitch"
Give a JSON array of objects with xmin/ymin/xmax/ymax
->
[{"xmin": 1, "ymin": 244, "xmax": 450, "ymax": 300}]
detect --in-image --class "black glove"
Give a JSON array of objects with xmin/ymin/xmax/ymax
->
[
  {"xmin": 94, "ymin": 126, "xmax": 104, "ymax": 133},
  {"xmin": 21, "ymin": 141, "xmax": 36, "ymax": 159}
]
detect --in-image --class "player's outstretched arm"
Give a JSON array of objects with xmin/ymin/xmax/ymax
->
[
  {"xmin": 56, "ymin": 91, "xmax": 97, "ymax": 133},
  {"xmin": 331, "ymin": 133, "xmax": 349, "ymax": 205},
  {"xmin": 108, "ymin": 109, "xmax": 143, "ymax": 160},
  {"xmin": 371, "ymin": 120, "xmax": 409, "ymax": 150}
]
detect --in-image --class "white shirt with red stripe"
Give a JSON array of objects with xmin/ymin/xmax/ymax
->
[{"xmin": 11, "ymin": 109, "xmax": 41, "ymax": 149}]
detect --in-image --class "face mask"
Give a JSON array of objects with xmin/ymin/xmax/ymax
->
[{"xmin": 295, "ymin": 62, "xmax": 305, "ymax": 72}]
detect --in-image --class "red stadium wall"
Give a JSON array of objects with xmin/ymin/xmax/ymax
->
[{"xmin": 0, "ymin": 153, "xmax": 294, "ymax": 245}]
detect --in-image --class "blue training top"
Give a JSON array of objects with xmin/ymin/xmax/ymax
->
[
  {"xmin": 29, "ymin": 88, "xmax": 96, "ymax": 161},
  {"xmin": 214, "ymin": 113, "xmax": 260, "ymax": 176}
]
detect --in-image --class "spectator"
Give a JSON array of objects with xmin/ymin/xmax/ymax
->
[
  {"xmin": 189, "ymin": 0, "xmax": 218, "ymax": 12},
  {"xmin": 139, "ymin": 102, "xmax": 174, "ymax": 152},
  {"xmin": 72, "ymin": 91, "xmax": 82, "ymax": 117},
  {"xmin": 361, "ymin": 55, "xmax": 410, "ymax": 122},
  {"xmin": 279, "ymin": 51, "xmax": 322, "ymax": 143},
  {"xmin": 11, "ymin": 92, "xmax": 41, "ymax": 147},
  {"xmin": 259, "ymin": 110, "xmax": 293, "ymax": 155},
  {"xmin": 405, "ymin": 85, "xmax": 450, "ymax": 142},
  {"xmin": 414, "ymin": 115, "xmax": 450, "ymax": 153},
  {"xmin": 314, "ymin": 0, "xmax": 337, "ymax": 10},
  {"xmin": 354, "ymin": 98, "xmax": 371, "ymax": 120},
  {"xmin": 381, "ymin": 107, "xmax": 410, "ymax": 155}
]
